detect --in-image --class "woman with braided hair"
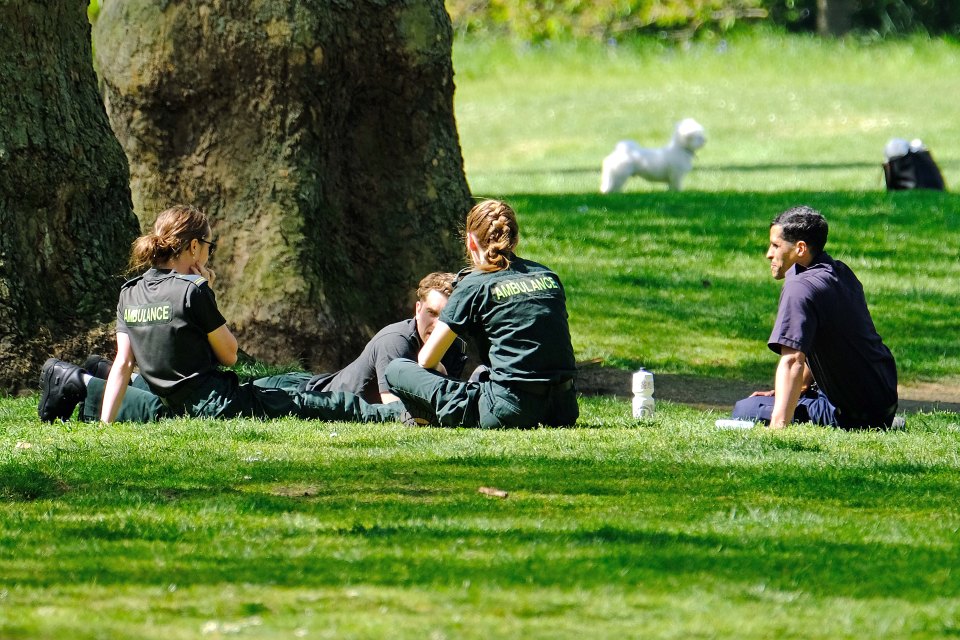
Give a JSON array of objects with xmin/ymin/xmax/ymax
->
[{"xmin": 385, "ymin": 199, "xmax": 579, "ymax": 428}]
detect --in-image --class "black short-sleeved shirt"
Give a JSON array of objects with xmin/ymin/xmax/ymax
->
[
  {"xmin": 117, "ymin": 268, "xmax": 227, "ymax": 399},
  {"xmin": 440, "ymin": 256, "xmax": 577, "ymax": 384},
  {"xmin": 306, "ymin": 318, "xmax": 468, "ymax": 403},
  {"xmin": 769, "ymin": 253, "xmax": 898, "ymax": 419}
]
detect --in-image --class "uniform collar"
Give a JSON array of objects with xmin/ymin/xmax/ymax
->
[{"xmin": 789, "ymin": 251, "xmax": 832, "ymax": 277}]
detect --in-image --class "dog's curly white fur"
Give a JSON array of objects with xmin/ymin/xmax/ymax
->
[{"xmin": 600, "ymin": 118, "xmax": 706, "ymax": 193}]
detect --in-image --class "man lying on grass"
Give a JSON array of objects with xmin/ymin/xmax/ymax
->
[
  {"xmin": 730, "ymin": 205, "xmax": 899, "ymax": 429},
  {"xmin": 254, "ymin": 272, "xmax": 468, "ymax": 404}
]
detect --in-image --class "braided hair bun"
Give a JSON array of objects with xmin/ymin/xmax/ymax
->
[{"xmin": 465, "ymin": 200, "xmax": 519, "ymax": 272}]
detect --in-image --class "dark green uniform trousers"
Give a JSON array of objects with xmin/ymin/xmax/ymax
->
[
  {"xmin": 80, "ymin": 376, "xmax": 168, "ymax": 422},
  {"xmin": 252, "ymin": 372, "xmax": 312, "ymax": 392},
  {"xmin": 384, "ymin": 358, "xmax": 578, "ymax": 429},
  {"xmin": 81, "ymin": 372, "xmax": 402, "ymax": 423}
]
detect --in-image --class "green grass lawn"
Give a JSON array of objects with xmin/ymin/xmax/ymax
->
[
  {"xmin": 3, "ymin": 32, "xmax": 960, "ymax": 639},
  {"xmin": 2, "ymin": 395, "xmax": 960, "ymax": 639}
]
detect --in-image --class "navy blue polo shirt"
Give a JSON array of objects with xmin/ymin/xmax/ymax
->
[{"xmin": 769, "ymin": 252, "xmax": 898, "ymax": 420}]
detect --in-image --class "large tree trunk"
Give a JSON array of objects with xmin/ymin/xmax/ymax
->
[
  {"xmin": 817, "ymin": 0, "xmax": 857, "ymax": 36},
  {"xmin": 0, "ymin": 1, "xmax": 138, "ymax": 393},
  {"xmin": 94, "ymin": 1, "xmax": 472, "ymax": 369}
]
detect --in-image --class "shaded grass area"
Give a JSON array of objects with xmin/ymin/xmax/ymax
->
[
  {"xmin": 451, "ymin": 34, "xmax": 960, "ymax": 388},
  {"xmin": 2, "ymin": 395, "xmax": 960, "ymax": 638},
  {"xmin": 503, "ymin": 191, "xmax": 960, "ymax": 384}
]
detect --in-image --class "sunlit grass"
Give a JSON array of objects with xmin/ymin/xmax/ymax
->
[
  {"xmin": 3, "ymin": 32, "xmax": 960, "ymax": 640},
  {"xmin": 2, "ymin": 394, "xmax": 960, "ymax": 638},
  {"xmin": 497, "ymin": 191, "xmax": 960, "ymax": 383},
  {"xmin": 454, "ymin": 32, "xmax": 960, "ymax": 195}
]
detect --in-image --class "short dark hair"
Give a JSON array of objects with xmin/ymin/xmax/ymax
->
[{"xmin": 772, "ymin": 205, "xmax": 828, "ymax": 255}]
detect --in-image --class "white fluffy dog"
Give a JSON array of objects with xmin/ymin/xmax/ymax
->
[{"xmin": 600, "ymin": 118, "xmax": 706, "ymax": 193}]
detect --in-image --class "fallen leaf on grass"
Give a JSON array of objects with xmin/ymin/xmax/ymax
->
[{"xmin": 478, "ymin": 486, "xmax": 509, "ymax": 499}]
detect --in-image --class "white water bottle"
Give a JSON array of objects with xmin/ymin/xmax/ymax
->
[{"xmin": 632, "ymin": 369, "xmax": 655, "ymax": 419}]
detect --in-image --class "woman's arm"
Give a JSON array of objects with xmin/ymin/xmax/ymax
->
[
  {"xmin": 100, "ymin": 333, "xmax": 135, "ymax": 424},
  {"xmin": 418, "ymin": 321, "xmax": 458, "ymax": 370},
  {"xmin": 208, "ymin": 324, "xmax": 239, "ymax": 366}
]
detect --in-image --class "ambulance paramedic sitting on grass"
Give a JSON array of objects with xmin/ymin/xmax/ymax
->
[
  {"xmin": 730, "ymin": 205, "xmax": 899, "ymax": 429},
  {"xmin": 384, "ymin": 199, "xmax": 579, "ymax": 428},
  {"xmin": 38, "ymin": 204, "xmax": 401, "ymax": 424}
]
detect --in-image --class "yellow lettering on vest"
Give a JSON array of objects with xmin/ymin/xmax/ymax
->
[
  {"xmin": 491, "ymin": 275, "xmax": 560, "ymax": 302},
  {"xmin": 125, "ymin": 303, "xmax": 172, "ymax": 325}
]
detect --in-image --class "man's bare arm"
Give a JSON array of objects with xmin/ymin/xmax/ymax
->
[{"xmin": 769, "ymin": 347, "xmax": 807, "ymax": 428}]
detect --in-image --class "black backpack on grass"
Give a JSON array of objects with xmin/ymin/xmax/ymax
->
[{"xmin": 883, "ymin": 149, "xmax": 946, "ymax": 191}]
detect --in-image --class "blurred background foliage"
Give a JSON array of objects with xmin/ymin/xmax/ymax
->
[
  {"xmin": 445, "ymin": 0, "xmax": 960, "ymax": 43},
  {"xmin": 86, "ymin": 1, "xmax": 960, "ymax": 44}
]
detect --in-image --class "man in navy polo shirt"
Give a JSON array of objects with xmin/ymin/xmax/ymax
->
[{"xmin": 731, "ymin": 205, "xmax": 899, "ymax": 429}]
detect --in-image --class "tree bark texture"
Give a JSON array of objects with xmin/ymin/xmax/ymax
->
[
  {"xmin": 0, "ymin": 1, "xmax": 138, "ymax": 393},
  {"xmin": 817, "ymin": 0, "xmax": 856, "ymax": 36},
  {"xmin": 94, "ymin": 0, "xmax": 472, "ymax": 369}
]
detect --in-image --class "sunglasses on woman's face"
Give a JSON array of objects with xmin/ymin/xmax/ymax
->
[{"xmin": 198, "ymin": 238, "xmax": 217, "ymax": 258}]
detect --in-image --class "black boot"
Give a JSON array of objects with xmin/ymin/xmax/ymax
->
[
  {"xmin": 38, "ymin": 359, "xmax": 87, "ymax": 422},
  {"xmin": 82, "ymin": 354, "xmax": 113, "ymax": 379}
]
